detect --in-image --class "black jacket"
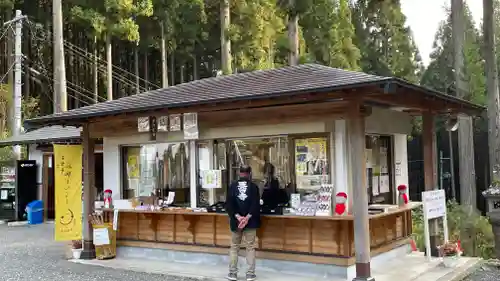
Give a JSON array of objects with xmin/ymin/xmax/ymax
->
[{"xmin": 226, "ymin": 178, "xmax": 261, "ymax": 232}]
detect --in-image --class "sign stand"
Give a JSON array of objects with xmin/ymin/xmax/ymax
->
[{"xmin": 422, "ymin": 189, "xmax": 448, "ymax": 261}]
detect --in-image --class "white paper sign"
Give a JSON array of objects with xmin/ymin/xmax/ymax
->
[
  {"xmin": 422, "ymin": 189, "xmax": 446, "ymax": 220},
  {"xmin": 166, "ymin": 191, "xmax": 176, "ymax": 205},
  {"xmin": 372, "ymin": 176, "xmax": 379, "ymax": 196},
  {"xmin": 379, "ymin": 175, "xmax": 390, "ymax": 193},
  {"xmin": 422, "ymin": 189, "xmax": 448, "ymax": 261},
  {"xmin": 0, "ymin": 190, "xmax": 7, "ymax": 200},
  {"xmin": 93, "ymin": 228, "xmax": 110, "ymax": 246},
  {"xmin": 201, "ymin": 170, "xmax": 222, "ymax": 189},
  {"xmin": 112, "ymin": 209, "xmax": 119, "ymax": 231},
  {"xmin": 395, "ymin": 161, "xmax": 402, "ymax": 176}
]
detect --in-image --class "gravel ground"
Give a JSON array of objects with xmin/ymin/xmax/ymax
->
[
  {"xmin": 0, "ymin": 223, "xmax": 209, "ymax": 281},
  {"xmin": 461, "ymin": 261, "xmax": 500, "ymax": 281}
]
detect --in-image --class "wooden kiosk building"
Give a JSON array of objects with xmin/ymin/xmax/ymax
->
[{"xmin": 24, "ymin": 64, "xmax": 483, "ymax": 281}]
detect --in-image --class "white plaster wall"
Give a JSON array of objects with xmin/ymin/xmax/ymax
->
[
  {"xmin": 341, "ymin": 108, "xmax": 411, "ymax": 206},
  {"xmin": 393, "ymin": 134, "xmax": 409, "ymax": 189},
  {"xmin": 365, "ymin": 107, "xmax": 412, "ymax": 135},
  {"xmin": 28, "ymin": 144, "xmax": 43, "ymax": 200},
  {"xmin": 103, "ymin": 122, "xmax": 328, "ymax": 199}
]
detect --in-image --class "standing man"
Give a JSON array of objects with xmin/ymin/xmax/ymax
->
[{"xmin": 226, "ymin": 165, "xmax": 261, "ymax": 281}]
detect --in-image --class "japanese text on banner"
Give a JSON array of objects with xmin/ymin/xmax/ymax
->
[{"xmin": 54, "ymin": 145, "xmax": 83, "ymax": 241}]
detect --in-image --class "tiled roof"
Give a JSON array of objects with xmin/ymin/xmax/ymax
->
[
  {"xmin": 0, "ymin": 126, "xmax": 81, "ymax": 146},
  {"xmin": 24, "ymin": 63, "xmax": 483, "ymax": 127}
]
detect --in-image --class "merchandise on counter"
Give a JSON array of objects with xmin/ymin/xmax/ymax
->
[
  {"xmin": 290, "ymin": 193, "xmax": 300, "ymax": 209},
  {"xmin": 260, "ymin": 205, "xmax": 283, "ymax": 215},
  {"xmin": 397, "ymin": 184, "xmax": 409, "ymax": 206},
  {"xmin": 315, "ymin": 184, "xmax": 333, "ymax": 216},
  {"xmin": 103, "ymin": 189, "xmax": 113, "ymax": 209},
  {"xmin": 295, "ymin": 200, "xmax": 318, "ymax": 216},
  {"xmin": 334, "ymin": 192, "xmax": 348, "ymax": 216},
  {"xmin": 207, "ymin": 201, "xmax": 227, "ymax": 213}
]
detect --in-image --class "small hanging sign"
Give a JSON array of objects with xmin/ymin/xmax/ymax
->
[
  {"xmin": 201, "ymin": 170, "xmax": 222, "ymax": 189},
  {"xmin": 169, "ymin": 114, "xmax": 181, "ymax": 131},
  {"xmin": 149, "ymin": 116, "xmax": 157, "ymax": 141},
  {"xmin": 137, "ymin": 117, "xmax": 149, "ymax": 132},
  {"xmin": 183, "ymin": 112, "xmax": 199, "ymax": 140},
  {"xmin": 157, "ymin": 116, "xmax": 168, "ymax": 132}
]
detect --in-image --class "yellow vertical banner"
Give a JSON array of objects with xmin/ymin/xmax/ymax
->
[{"xmin": 54, "ymin": 144, "xmax": 83, "ymax": 241}]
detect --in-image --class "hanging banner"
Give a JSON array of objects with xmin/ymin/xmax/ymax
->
[
  {"xmin": 201, "ymin": 170, "xmax": 222, "ymax": 189},
  {"xmin": 183, "ymin": 112, "xmax": 199, "ymax": 139},
  {"xmin": 54, "ymin": 145, "xmax": 83, "ymax": 241}
]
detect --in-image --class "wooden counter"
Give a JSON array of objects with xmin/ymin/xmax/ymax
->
[{"xmin": 103, "ymin": 203, "xmax": 418, "ymax": 266}]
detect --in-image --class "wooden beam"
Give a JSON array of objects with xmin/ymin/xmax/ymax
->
[
  {"xmin": 87, "ymin": 90, "xmax": 363, "ymax": 124},
  {"xmin": 81, "ymin": 123, "xmax": 96, "ymax": 259},
  {"xmin": 422, "ymin": 111, "xmax": 440, "ymax": 257},
  {"xmin": 366, "ymin": 93, "xmax": 453, "ymax": 111},
  {"xmin": 88, "ymin": 101, "xmax": 364, "ymax": 138},
  {"xmin": 347, "ymin": 99, "xmax": 374, "ymax": 281}
]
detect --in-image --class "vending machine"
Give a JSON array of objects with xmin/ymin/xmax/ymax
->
[
  {"xmin": 15, "ymin": 160, "xmax": 37, "ymax": 221},
  {"xmin": 0, "ymin": 164, "xmax": 16, "ymax": 221}
]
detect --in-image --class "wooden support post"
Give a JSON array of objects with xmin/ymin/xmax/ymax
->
[
  {"xmin": 422, "ymin": 112, "xmax": 440, "ymax": 257},
  {"xmin": 348, "ymin": 101, "xmax": 374, "ymax": 281},
  {"xmin": 81, "ymin": 123, "xmax": 96, "ymax": 259}
]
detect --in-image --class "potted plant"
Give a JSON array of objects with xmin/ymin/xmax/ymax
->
[
  {"xmin": 71, "ymin": 240, "xmax": 83, "ymax": 259},
  {"xmin": 439, "ymin": 242, "xmax": 461, "ymax": 267}
]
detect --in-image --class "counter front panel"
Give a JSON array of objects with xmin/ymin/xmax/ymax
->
[{"xmin": 104, "ymin": 205, "xmax": 414, "ymax": 265}]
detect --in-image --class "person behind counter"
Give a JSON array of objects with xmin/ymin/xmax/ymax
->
[
  {"xmin": 261, "ymin": 163, "xmax": 288, "ymax": 210},
  {"xmin": 225, "ymin": 165, "xmax": 261, "ymax": 281}
]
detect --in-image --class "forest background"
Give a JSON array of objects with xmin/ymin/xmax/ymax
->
[{"xmin": 0, "ymin": 0, "xmax": 494, "ymax": 203}]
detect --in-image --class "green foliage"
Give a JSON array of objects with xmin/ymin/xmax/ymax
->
[
  {"xmin": 300, "ymin": 0, "xmax": 360, "ymax": 70},
  {"xmin": 420, "ymin": 4, "xmax": 486, "ymax": 105},
  {"xmin": 352, "ymin": 0, "xmax": 422, "ymax": 81},
  {"xmin": 231, "ymin": 0, "xmax": 285, "ymax": 71},
  {"xmin": 412, "ymin": 201, "xmax": 495, "ymax": 259},
  {"xmin": 69, "ymin": 0, "xmax": 153, "ymax": 42}
]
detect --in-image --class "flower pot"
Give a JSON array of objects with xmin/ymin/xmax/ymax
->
[
  {"xmin": 442, "ymin": 255, "xmax": 459, "ymax": 268},
  {"xmin": 72, "ymin": 248, "xmax": 83, "ymax": 260}
]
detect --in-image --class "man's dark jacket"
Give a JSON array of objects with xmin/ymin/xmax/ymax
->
[{"xmin": 226, "ymin": 177, "xmax": 261, "ymax": 232}]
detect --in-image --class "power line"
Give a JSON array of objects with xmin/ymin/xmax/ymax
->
[
  {"xmin": 0, "ymin": 62, "xmax": 15, "ymax": 85},
  {"xmin": 16, "ymin": 29, "xmax": 152, "ymax": 94},
  {"xmin": 23, "ymin": 19, "xmax": 160, "ymax": 90},
  {"xmin": 64, "ymin": 40, "xmax": 161, "ymax": 89},
  {"xmin": 3, "ymin": 35, "xmax": 107, "ymax": 104},
  {"xmin": 23, "ymin": 56, "xmax": 96, "ymax": 106},
  {"xmin": 64, "ymin": 45, "xmax": 149, "ymax": 93}
]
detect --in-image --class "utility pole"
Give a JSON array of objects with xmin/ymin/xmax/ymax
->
[
  {"xmin": 451, "ymin": 0, "xmax": 477, "ymax": 211},
  {"xmin": 4, "ymin": 10, "xmax": 26, "ymax": 160},
  {"xmin": 53, "ymin": 0, "xmax": 67, "ymax": 113}
]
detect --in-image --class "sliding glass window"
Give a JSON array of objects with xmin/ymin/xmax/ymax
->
[{"xmin": 122, "ymin": 142, "xmax": 190, "ymax": 206}]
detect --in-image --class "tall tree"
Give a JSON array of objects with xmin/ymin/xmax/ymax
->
[
  {"xmin": 153, "ymin": 0, "xmax": 179, "ymax": 87},
  {"xmin": 230, "ymin": 0, "xmax": 285, "ymax": 71},
  {"xmin": 352, "ymin": 0, "xmax": 420, "ymax": 81},
  {"xmin": 301, "ymin": 0, "xmax": 360, "ymax": 70},
  {"xmin": 220, "ymin": 0, "xmax": 232, "ymax": 74},
  {"xmin": 421, "ymin": 5, "xmax": 485, "ymax": 105},
  {"xmin": 452, "ymin": 0, "xmax": 477, "ymax": 211},
  {"xmin": 484, "ymin": 0, "xmax": 500, "ymax": 181},
  {"xmin": 70, "ymin": 0, "xmax": 153, "ymax": 100}
]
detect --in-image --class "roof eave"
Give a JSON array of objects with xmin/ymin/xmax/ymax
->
[
  {"xmin": 24, "ymin": 78, "xmax": 393, "ymax": 128},
  {"xmin": 390, "ymin": 78, "xmax": 485, "ymax": 114}
]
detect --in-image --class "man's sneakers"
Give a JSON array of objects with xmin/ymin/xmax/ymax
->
[{"xmin": 226, "ymin": 272, "xmax": 257, "ymax": 281}]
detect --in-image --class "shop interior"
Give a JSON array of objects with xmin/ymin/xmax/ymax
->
[{"xmin": 119, "ymin": 133, "xmax": 395, "ymax": 215}]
